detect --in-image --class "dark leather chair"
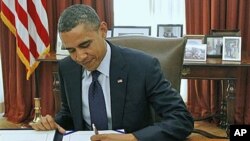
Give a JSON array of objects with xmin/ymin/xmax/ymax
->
[{"xmin": 107, "ymin": 36, "xmax": 186, "ymax": 92}]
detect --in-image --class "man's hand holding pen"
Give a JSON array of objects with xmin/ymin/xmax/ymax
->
[{"xmin": 90, "ymin": 124, "xmax": 138, "ymax": 141}]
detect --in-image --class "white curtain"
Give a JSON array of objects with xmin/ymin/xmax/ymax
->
[{"xmin": 113, "ymin": 0, "xmax": 187, "ymax": 102}]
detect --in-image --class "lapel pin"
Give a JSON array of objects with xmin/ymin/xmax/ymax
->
[{"xmin": 117, "ymin": 79, "xmax": 123, "ymax": 83}]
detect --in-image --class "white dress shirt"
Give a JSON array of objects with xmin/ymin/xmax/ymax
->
[{"xmin": 82, "ymin": 42, "xmax": 112, "ymax": 129}]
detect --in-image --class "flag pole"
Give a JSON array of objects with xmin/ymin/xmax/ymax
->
[{"xmin": 33, "ymin": 69, "xmax": 42, "ymax": 123}]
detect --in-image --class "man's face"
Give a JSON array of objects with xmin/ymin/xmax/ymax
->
[{"xmin": 60, "ymin": 22, "xmax": 108, "ymax": 71}]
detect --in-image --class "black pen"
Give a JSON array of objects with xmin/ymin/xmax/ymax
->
[
  {"xmin": 63, "ymin": 130, "xmax": 75, "ymax": 136},
  {"xmin": 92, "ymin": 124, "xmax": 99, "ymax": 135}
]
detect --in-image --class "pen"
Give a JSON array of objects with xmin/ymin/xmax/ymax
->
[
  {"xmin": 92, "ymin": 124, "xmax": 99, "ymax": 135},
  {"xmin": 115, "ymin": 129, "xmax": 125, "ymax": 134},
  {"xmin": 63, "ymin": 130, "xmax": 75, "ymax": 136}
]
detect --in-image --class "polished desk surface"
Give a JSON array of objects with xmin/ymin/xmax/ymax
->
[
  {"xmin": 184, "ymin": 58, "xmax": 250, "ymax": 66},
  {"xmin": 182, "ymin": 58, "xmax": 250, "ymax": 79}
]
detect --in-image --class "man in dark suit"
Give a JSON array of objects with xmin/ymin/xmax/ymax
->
[{"xmin": 30, "ymin": 4, "xmax": 193, "ymax": 141}]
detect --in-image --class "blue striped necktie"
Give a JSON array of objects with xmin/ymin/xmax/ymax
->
[{"xmin": 88, "ymin": 70, "xmax": 108, "ymax": 130}]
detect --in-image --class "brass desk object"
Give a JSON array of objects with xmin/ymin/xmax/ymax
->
[{"xmin": 32, "ymin": 98, "xmax": 42, "ymax": 123}]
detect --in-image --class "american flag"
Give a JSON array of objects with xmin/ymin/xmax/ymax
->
[{"xmin": 1, "ymin": 0, "xmax": 50, "ymax": 79}]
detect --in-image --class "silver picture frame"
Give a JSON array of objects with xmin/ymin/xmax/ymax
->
[{"xmin": 112, "ymin": 26, "xmax": 151, "ymax": 37}]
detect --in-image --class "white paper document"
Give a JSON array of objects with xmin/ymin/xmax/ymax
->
[
  {"xmin": 63, "ymin": 130, "xmax": 122, "ymax": 141},
  {"xmin": 0, "ymin": 130, "xmax": 56, "ymax": 141}
]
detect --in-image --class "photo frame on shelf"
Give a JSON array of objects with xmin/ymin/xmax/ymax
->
[
  {"xmin": 184, "ymin": 34, "xmax": 205, "ymax": 45},
  {"xmin": 56, "ymin": 32, "xmax": 69, "ymax": 56},
  {"xmin": 222, "ymin": 36, "xmax": 241, "ymax": 61},
  {"xmin": 112, "ymin": 26, "xmax": 151, "ymax": 37},
  {"xmin": 204, "ymin": 35, "xmax": 223, "ymax": 58},
  {"xmin": 107, "ymin": 30, "xmax": 112, "ymax": 37},
  {"xmin": 210, "ymin": 29, "xmax": 241, "ymax": 36},
  {"xmin": 184, "ymin": 35, "xmax": 205, "ymax": 61},
  {"xmin": 157, "ymin": 24, "xmax": 183, "ymax": 38},
  {"xmin": 184, "ymin": 44, "xmax": 207, "ymax": 62}
]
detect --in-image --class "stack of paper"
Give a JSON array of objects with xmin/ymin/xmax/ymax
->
[
  {"xmin": 0, "ymin": 130, "xmax": 56, "ymax": 141},
  {"xmin": 63, "ymin": 130, "xmax": 122, "ymax": 141}
]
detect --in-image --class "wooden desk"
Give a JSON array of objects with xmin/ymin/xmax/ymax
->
[{"xmin": 182, "ymin": 58, "xmax": 250, "ymax": 132}]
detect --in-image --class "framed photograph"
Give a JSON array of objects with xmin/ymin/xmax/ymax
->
[
  {"xmin": 210, "ymin": 29, "xmax": 241, "ymax": 36},
  {"xmin": 157, "ymin": 24, "xmax": 183, "ymax": 38},
  {"xmin": 222, "ymin": 36, "xmax": 241, "ymax": 61},
  {"xmin": 112, "ymin": 26, "xmax": 151, "ymax": 37},
  {"xmin": 204, "ymin": 35, "xmax": 223, "ymax": 57},
  {"xmin": 184, "ymin": 35, "xmax": 205, "ymax": 45},
  {"xmin": 184, "ymin": 44, "xmax": 207, "ymax": 61},
  {"xmin": 56, "ymin": 32, "xmax": 69, "ymax": 56},
  {"xmin": 107, "ymin": 30, "xmax": 112, "ymax": 37}
]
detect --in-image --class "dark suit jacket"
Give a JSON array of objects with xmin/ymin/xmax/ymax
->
[{"xmin": 55, "ymin": 41, "xmax": 194, "ymax": 141}]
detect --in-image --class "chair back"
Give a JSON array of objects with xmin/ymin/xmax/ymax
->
[{"xmin": 107, "ymin": 36, "xmax": 186, "ymax": 92}]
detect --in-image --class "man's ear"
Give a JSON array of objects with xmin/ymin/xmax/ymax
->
[{"xmin": 99, "ymin": 22, "xmax": 108, "ymax": 38}]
